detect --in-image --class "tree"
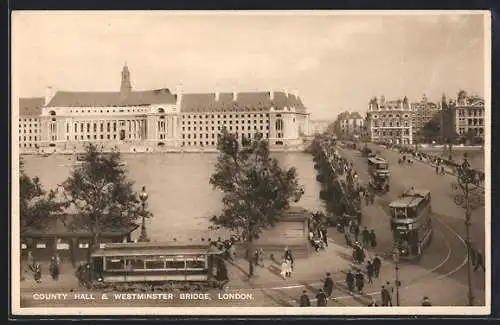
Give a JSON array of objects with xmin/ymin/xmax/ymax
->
[
  {"xmin": 209, "ymin": 129, "xmax": 304, "ymax": 277},
  {"xmin": 20, "ymin": 158, "xmax": 65, "ymax": 235},
  {"xmin": 61, "ymin": 143, "xmax": 149, "ymax": 257}
]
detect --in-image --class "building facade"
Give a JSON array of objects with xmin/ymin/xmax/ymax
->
[
  {"xmin": 366, "ymin": 96, "xmax": 413, "ymax": 145},
  {"xmin": 454, "ymin": 91, "xmax": 485, "ymax": 139},
  {"xmin": 332, "ymin": 111, "xmax": 364, "ymax": 139},
  {"xmin": 411, "ymin": 94, "xmax": 441, "ymax": 141},
  {"xmin": 17, "ymin": 65, "xmax": 310, "ymax": 153},
  {"xmin": 308, "ymin": 119, "xmax": 333, "ymax": 135}
]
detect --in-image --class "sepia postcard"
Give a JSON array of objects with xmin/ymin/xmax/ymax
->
[{"xmin": 11, "ymin": 10, "xmax": 491, "ymax": 316}]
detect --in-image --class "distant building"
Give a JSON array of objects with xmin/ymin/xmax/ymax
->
[
  {"xmin": 308, "ymin": 119, "xmax": 333, "ymax": 135},
  {"xmin": 366, "ymin": 96, "xmax": 413, "ymax": 145},
  {"xmin": 17, "ymin": 64, "xmax": 310, "ymax": 154},
  {"xmin": 333, "ymin": 111, "xmax": 364, "ymax": 139},
  {"xmin": 411, "ymin": 94, "xmax": 441, "ymax": 141}
]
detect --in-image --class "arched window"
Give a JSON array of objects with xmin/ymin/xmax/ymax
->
[
  {"xmin": 158, "ymin": 108, "xmax": 165, "ymax": 114},
  {"xmin": 49, "ymin": 110, "xmax": 56, "ymax": 116}
]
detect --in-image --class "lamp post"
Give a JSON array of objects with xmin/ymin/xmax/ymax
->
[
  {"xmin": 453, "ymin": 155, "xmax": 482, "ymax": 306},
  {"xmin": 138, "ymin": 186, "xmax": 150, "ymax": 242},
  {"xmin": 392, "ymin": 246, "xmax": 401, "ymax": 306}
]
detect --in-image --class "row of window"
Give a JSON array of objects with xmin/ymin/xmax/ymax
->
[
  {"xmin": 182, "ymin": 125, "xmax": 269, "ymax": 132},
  {"xmin": 372, "ymin": 121, "xmax": 410, "ymax": 128},
  {"xmin": 182, "ymin": 119, "xmax": 268, "ymax": 126},
  {"xmin": 68, "ymin": 108, "xmax": 148, "ymax": 114},
  {"xmin": 67, "ymin": 121, "xmax": 145, "ymax": 134},
  {"xmin": 19, "ymin": 129, "xmax": 38, "ymax": 134},
  {"xmin": 105, "ymin": 257, "xmax": 205, "ymax": 271},
  {"xmin": 21, "ymin": 240, "xmax": 104, "ymax": 249},
  {"xmin": 372, "ymin": 129, "xmax": 410, "ymax": 136},
  {"xmin": 19, "ymin": 118, "xmax": 39, "ymax": 122},
  {"xmin": 19, "ymin": 123, "xmax": 39, "ymax": 128},
  {"xmin": 19, "ymin": 136, "xmax": 38, "ymax": 142},
  {"xmin": 184, "ymin": 113, "xmax": 270, "ymax": 119}
]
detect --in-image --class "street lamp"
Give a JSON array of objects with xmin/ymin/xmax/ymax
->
[
  {"xmin": 392, "ymin": 246, "xmax": 401, "ymax": 306},
  {"xmin": 138, "ymin": 186, "xmax": 150, "ymax": 242},
  {"xmin": 453, "ymin": 154, "xmax": 483, "ymax": 306}
]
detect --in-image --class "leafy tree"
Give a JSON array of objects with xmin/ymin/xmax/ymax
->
[
  {"xmin": 20, "ymin": 158, "xmax": 65, "ymax": 234},
  {"xmin": 61, "ymin": 143, "xmax": 150, "ymax": 257},
  {"xmin": 209, "ymin": 129, "xmax": 304, "ymax": 277}
]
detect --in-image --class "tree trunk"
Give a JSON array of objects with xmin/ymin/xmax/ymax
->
[{"xmin": 247, "ymin": 237, "xmax": 254, "ymax": 278}]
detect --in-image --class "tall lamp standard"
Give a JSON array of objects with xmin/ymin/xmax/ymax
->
[
  {"xmin": 453, "ymin": 154, "xmax": 482, "ymax": 306},
  {"xmin": 392, "ymin": 245, "xmax": 401, "ymax": 306},
  {"xmin": 138, "ymin": 186, "xmax": 150, "ymax": 242}
]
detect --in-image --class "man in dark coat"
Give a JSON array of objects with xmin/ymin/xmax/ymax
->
[
  {"xmin": 320, "ymin": 227, "xmax": 328, "ymax": 247},
  {"xmin": 316, "ymin": 289, "xmax": 328, "ymax": 307},
  {"xmin": 299, "ymin": 290, "xmax": 311, "ymax": 307},
  {"xmin": 362, "ymin": 227, "xmax": 370, "ymax": 248},
  {"xmin": 381, "ymin": 285, "xmax": 391, "ymax": 306},
  {"xmin": 355, "ymin": 271, "xmax": 364, "ymax": 293},
  {"xmin": 370, "ymin": 229, "xmax": 377, "ymax": 249},
  {"xmin": 49, "ymin": 256, "xmax": 60, "ymax": 281},
  {"xmin": 323, "ymin": 272, "xmax": 334, "ymax": 298},
  {"xmin": 372, "ymin": 255, "xmax": 382, "ymax": 278},
  {"xmin": 284, "ymin": 248, "xmax": 294, "ymax": 270},
  {"xmin": 354, "ymin": 225, "xmax": 360, "ymax": 243},
  {"xmin": 346, "ymin": 270, "xmax": 355, "ymax": 292},
  {"xmin": 474, "ymin": 250, "xmax": 485, "ymax": 272},
  {"xmin": 366, "ymin": 261, "xmax": 374, "ymax": 284}
]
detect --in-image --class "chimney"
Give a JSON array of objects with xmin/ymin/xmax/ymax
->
[
  {"xmin": 45, "ymin": 86, "xmax": 54, "ymax": 105},
  {"xmin": 270, "ymin": 91, "xmax": 274, "ymax": 101},
  {"xmin": 283, "ymin": 88, "xmax": 289, "ymax": 97},
  {"xmin": 233, "ymin": 92, "xmax": 238, "ymax": 101},
  {"xmin": 293, "ymin": 89, "xmax": 299, "ymax": 98},
  {"xmin": 175, "ymin": 84, "xmax": 183, "ymax": 107},
  {"xmin": 215, "ymin": 92, "xmax": 220, "ymax": 101}
]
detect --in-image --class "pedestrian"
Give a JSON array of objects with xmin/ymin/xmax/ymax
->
[
  {"xmin": 354, "ymin": 224, "xmax": 360, "ymax": 243},
  {"xmin": 323, "ymin": 272, "xmax": 334, "ymax": 298},
  {"xmin": 75, "ymin": 263, "xmax": 85, "ymax": 287},
  {"xmin": 386, "ymin": 281, "xmax": 394, "ymax": 306},
  {"xmin": 284, "ymin": 247, "xmax": 294, "ymax": 270},
  {"xmin": 441, "ymin": 166, "xmax": 446, "ymax": 175},
  {"xmin": 362, "ymin": 227, "xmax": 370, "ymax": 248},
  {"xmin": 316, "ymin": 288, "xmax": 328, "ymax": 307},
  {"xmin": 355, "ymin": 271, "xmax": 364, "ymax": 293},
  {"xmin": 34, "ymin": 263, "xmax": 42, "ymax": 283},
  {"xmin": 258, "ymin": 248, "xmax": 265, "ymax": 267},
  {"xmin": 299, "ymin": 290, "xmax": 311, "ymax": 307},
  {"xmin": 84, "ymin": 264, "xmax": 92, "ymax": 289},
  {"xmin": 321, "ymin": 227, "xmax": 328, "ymax": 247},
  {"xmin": 346, "ymin": 270, "xmax": 355, "ymax": 292},
  {"xmin": 368, "ymin": 297, "xmax": 378, "ymax": 306},
  {"xmin": 49, "ymin": 256, "xmax": 60, "ymax": 281},
  {"xmin": 280, "ymin": 260, "xmax": 288, "ymax": 279},
  {"xmin": 345, "ymin": 233, "xmax": 353, "ymax": 247},
  {"xmin": 253, "ymin": 250, "xmax": 260, "ymax": 266},
  {"xmin": 285, "ymin": 258, "xmax": 293, "ymax": 278},
  {"xmin": 27, "ymin": 251, "xmax": 35, "ymax": 272},
  {"xmin": 474, "ymin": 250, "xmax": 485, "ymax": 272},
  {"xmin": 369, "ymin": 229, "xmax": 377, "ymax": 249},
  {"xmin": 421, "ymin": 296, "xmax": 432, "ymax": 306},
  {"xmin": 366, "ymin": 261, "xmax": 374, "ymax": 284},
  {"xmin": 435, "ymin": 165, "xmax": 439, "ymax": 175},
  {"xmin": 381, "ymin": 285, "xmax": 391, "ymax": 306},
  {"xmin": 372, "ymin": 255, "xmax": 381, "ymax": 278}
]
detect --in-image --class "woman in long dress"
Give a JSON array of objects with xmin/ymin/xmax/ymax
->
[{"xmin": 280, "ymin": 260, "xmax": 288, "ymax": 279}]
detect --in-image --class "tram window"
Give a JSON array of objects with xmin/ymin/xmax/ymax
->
[
  {"xmin": 128, "ymin": 259, "xmax": 145, "ymax": 269},
  {"xmin": 107, "ymin": 258, "xmax": 125, "ymax": 270},
  {"xmin": 145, "ymin": 260, "xmax": 165, "ymax": 269},
  {"xmin": 165, "ymin": 260, "xmax": 185, "ymax": 269},
  {"xmin": 186, "ymin": 260, "xmax": 206, "ymax": 269},
  {"xmin": 393, "ymin": 208, "xmax": 406, "ymax": 219}
]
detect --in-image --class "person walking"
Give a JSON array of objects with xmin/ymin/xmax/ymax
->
[
  {"xmin": 366, "ymin": 261, "xmax": 374, "ymax": 284},
  {"xmin": 474, "ymin": 250, "xmax": 485, "ymax": 272},
  {"xmin": 346, "ymin": 270, "xmax": 355, "ymax": 292},
  {"xmin": 34, "ymin": 263, "xmax": 42, "ymax": 283},
  {"xmin": 381, "ymin": 285, "xmax": 391, "ymax": 306},
  {"xmin": 280, "ymin": 260, "xmax": 288, "ymax": 279},
  {"xmin": 49, "ymin": 256, "xmax": 60, "ymax": 281},
  {"xmin": 372, "ymin": 255, "xmax": 382, "ymax": 278},
  {"xmin": 75, "ymin": 263, "xmax": 85, "ymax": 287},
  {"xmin": 386, "ymin": 281, "xmax": 394, "ymax": 306},
  {"xmin": 435, "ymin": 165, "xmax": 439, "ymax": 175},
  {"xmin": 323, "ymin": 272, "xmax": 334, "ymax": 299},
  {"xmin": 27, "ymin": 251, "xmax": 35, "ymax": 272},
  {"xmin": 258, "ymin": 248, "xmax": 265, "ymax": 267},
  {"xmin": 316, "ymin": 289, "xmax": 328, "ymax": 307},
  {"xmin": 285, "ymin": 258, "xmax": 293, "ymax": 278},
  {"xmin": 421, "ymin": 296, "xmax": 432, "ymax": 306},
  {"xmin": 370, "ymin": 229, "xmax": 377, "ymax": 249},
  {"xmin": 299, "ymin": 290, "xmax": 311, "ymax": 307},
  {"xmin": 284, "ymin": 247, "xmax": 294, "ymax": 270},
  {"xmin": 362, "ymin": 227, "xmax": 370, "ymax": 248},
  {"xmin": 354, "ymin": 224, "xmax": 360, "ymax": 243},
  {"xmin": 355, "ymin": 271, "xmax": 365, "ymax": 294},
  {"xmin": 320, "ymin": 227, "xmax": 328, "ymax": 247}
]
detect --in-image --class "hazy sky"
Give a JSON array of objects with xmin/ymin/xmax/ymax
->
[{"xmin": 12, "ymin": 11, "xmax": 488, "ymax": 119}]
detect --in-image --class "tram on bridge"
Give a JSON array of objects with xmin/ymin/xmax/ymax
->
[{"xmin": 389, "ymin": 188, "xmax": 433, "ymax": 260}]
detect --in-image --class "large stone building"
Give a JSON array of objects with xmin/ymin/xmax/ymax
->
[
  {"xmin": 332, "ymin": 111, "xmax": 364, "ymax": 139},
  {"xmin": 454, "ymin": 90, "xmax": 485, "ymax": 139},
  {"xmin": 411, "ymin": 94, "xmax": 441, "ymax": 141},
  {"xmin": 17, "ymin": 65, "xmax": 310, "ymax": 153},
  {"xmin": 366, "ymin": 96, "xmax": 413, "ymax": 145}
]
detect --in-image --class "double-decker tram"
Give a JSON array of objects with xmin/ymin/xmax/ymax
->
[
  {"xmin": 389, "ymin": 188, "xmax": 432, "ymax": 260},
  {"xmin": 367, "ymin": 157, "xmax": 390, "ymax": 178},
  {"xmin": 88, "ymin": 242, "xmax": 227, "ymax": 292}
]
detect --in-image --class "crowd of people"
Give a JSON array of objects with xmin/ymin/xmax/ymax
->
[{"xmin": 25, "ymin": 251, "xmax": 61, "ymax": 283}]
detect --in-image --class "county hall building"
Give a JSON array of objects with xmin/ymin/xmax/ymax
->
[{"xmin": 18, "ymin": 65, "xmax": 310, "ymax": 153}]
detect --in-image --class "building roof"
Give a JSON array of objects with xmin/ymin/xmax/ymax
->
[
  {"xmin": 46, "ymin": 88, "xmax": 177, "ymax": 107},
  {"xmin": 19, "ymin": 97, "xmax": 44, "ymax": 116},
  {"xmin": 180, "ymin": 91, "xmax": 306, "ymax": 113}
]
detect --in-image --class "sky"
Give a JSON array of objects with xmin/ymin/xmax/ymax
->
[{"xmin": 12, "ymin": 11, "xmax": 489, "ymax": 120}]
